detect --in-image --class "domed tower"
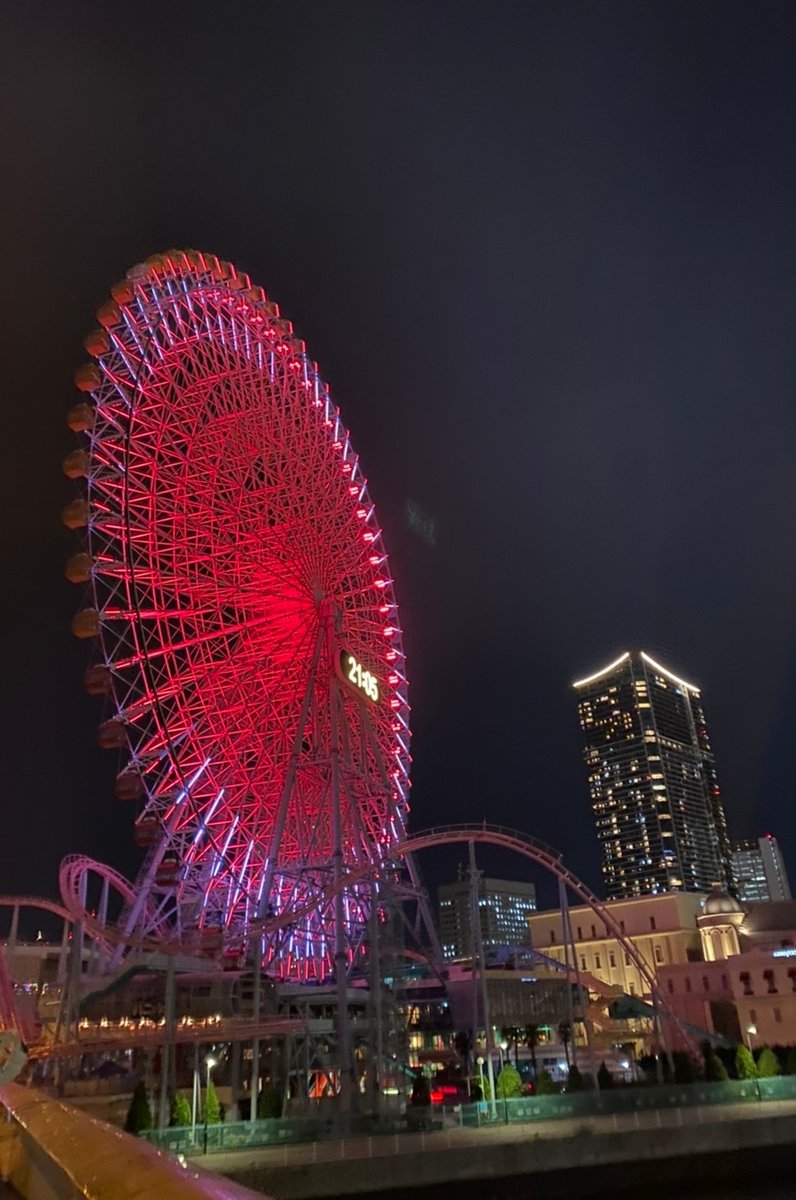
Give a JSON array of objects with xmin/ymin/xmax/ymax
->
[{"xmin": 697, "ymin": 890, "xmax": 746, "ymax": 960}]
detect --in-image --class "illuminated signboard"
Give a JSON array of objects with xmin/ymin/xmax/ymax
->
[{"xmin": 339, "ymin": 651, "xmax": 379, "ymax": 703}]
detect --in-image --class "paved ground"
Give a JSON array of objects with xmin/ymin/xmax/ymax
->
[{"xmin": 193, "ymin": 1096, "xmax": 796, "ymax": 1174}]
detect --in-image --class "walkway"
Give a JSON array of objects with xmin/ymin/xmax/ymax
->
[{"xmin": 197, "ymin": 1098, "xmax": 796, "ymax": 1199}]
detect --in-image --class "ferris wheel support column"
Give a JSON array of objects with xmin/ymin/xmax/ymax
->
[{"xmin": 328, "ymin": 608, "xmax": 354, "ymax": 1114}]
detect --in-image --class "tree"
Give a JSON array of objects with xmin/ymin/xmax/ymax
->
[
  {"xmin": 704, "ymin": 1051, "xmax": 729, "ymax": 1082},
  {"xmin": 453, "ymin": 1030, "xmax": 471, "ymax": 1066},
  {"xmin": 566, "ymin": 1064, "xmax": 585, "ymax": 1092},
  {"xmin": 501, "ymin": 1026, "xmax": 523, "ymax": 1067},
  {"xmin": 558, "ymin": 1022, "xmax": 572, "ymax": 1069},
  {"xmin": 597, "ymin": 1062, "xmax": 613, "ymax": 1090},
  {"xmin": 757, "ymin": 1047, "xmax": 780, "ymax": 1078},
  {"xmin": 536, "ymin": 1069, "xmax": 557, "ymax": 1095},
  {"xmin": 170, "ymin": 1092, "xmax": 192, "ymax": 1127},
  {"xmin": 524, "ymin": 1023, "xmax": 540, "ymax": 1076},
  {"xmin": 257, "ymin": 1086, "xmax": 282, "ymax": 1119},
  {"xmin": 673, "ymin": 1051, "xmax": 697, "ymax": 1084},
  {"xmin": 124, "ymin": 1081, "xmax": 153, "ymax": 1134},
  {"xmin": 495, "ymin": 1064, "xmax": 523, "ymax": 1099},
  {"xmin": 410, "ymin": 1072, "xmax": 431, "ymax": 1107},
  {"xmin": 202, "ymin": 1078, "xmax": 222, "ymax": 1124},
  {"xmin": 735, "ymin": 1045, "xmax": 758, "ymax": 1080}
]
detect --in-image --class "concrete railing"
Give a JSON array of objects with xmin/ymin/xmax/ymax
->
[{"xmin": 0, "ymin": 1083, "xmax": 272, "ymax": 1199}]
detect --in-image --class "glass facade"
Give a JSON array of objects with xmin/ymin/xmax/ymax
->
[
  {"xmin": 438, "ymin": 877, "xmax": 537, "ymax": 960},
  {"xmin": 574, "ymin": 651, "xmax": 732, "ymax": 900},
  {"xmin": 731, "ymin": 836, "xmax": 792, "ymax": 903}
]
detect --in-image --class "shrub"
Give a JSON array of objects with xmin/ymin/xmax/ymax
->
[
  {"xmin": 170, "ymin": 1092, "xmax": 192, "ymax": 1127},
  {"xmin": 257, "ymin": 1086, "xmax": 282, "ymax": 1119},
  {"xmin": 704, "ymin": 1051, "xmax": 729, "ymax": 1082},
  {"xmin": 202, "ymin": 1078, "xmax": 222, "ymax": 1124},
  {"xmin": 495, "ymin": 1064, "xmax": 523, "ymax": 1099},
  {"xmin": 735, "ymin": 1045, "xmax": 758, "ymax": 1080},
  {"xmin": 597, "ymin": 1062, "xmax": 613, "ymax": 1090},
  {"xmin": 124, "ymin": 1081, "xmax": 153, "ymax": 1134},
  {"xmin": 757, "ymin": 1047, "xmax": 780, "ymax": 1078},
  {"xmin": 673, "ymin": 1052, "xmax": 697, "ymax": 1084},
  {"xmin": 536, "ymin": 1070, "xmax": 557, "ymax": 1095},
  {"xmin": 566, "ymin": 1064, "xmax": 585, "ymax": 1092},
  {"xmin": 410, "ymin": 1073, "xmax": 431, "ymax": 1107}
]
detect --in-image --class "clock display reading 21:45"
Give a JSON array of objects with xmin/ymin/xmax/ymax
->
[{"xmin": 339, "ymin": 651, "xmax": 380, "ymax": 702}]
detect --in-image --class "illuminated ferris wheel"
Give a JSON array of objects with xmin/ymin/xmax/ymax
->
[{"xmin": 62, "ymin": 249, "xmax": 411, "ymax": 978}]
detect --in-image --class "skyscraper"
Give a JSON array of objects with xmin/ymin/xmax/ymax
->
[
  {"xmin": 731, "ymin": 836, "xmax": 792, "ymax": 903},
  {"xmin": 573, "ymin": 651, "xmax": 732, "ymax": 899}
]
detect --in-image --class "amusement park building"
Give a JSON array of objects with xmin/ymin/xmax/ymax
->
[{"xmin": 573, "ymin": 651, "xmax": 733, "ymax": 899}]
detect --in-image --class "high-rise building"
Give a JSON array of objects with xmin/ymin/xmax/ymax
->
[
  {"xmin": 573, "ymin": 650, "xmax": 732, "ymax": 900},
  {"xmin": 731, "ymin": 836, "xmax": 792, "ymax": 903},
  {"xmin": 438, "ymin": 875, "xmax": 537, "ymax": 960}
]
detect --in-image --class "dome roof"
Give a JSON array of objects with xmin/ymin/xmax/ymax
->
[{"xmin": 703, "ymin": 889, "xmax": 745, "ymax": 916}]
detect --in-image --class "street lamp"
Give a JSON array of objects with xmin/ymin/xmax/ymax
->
[
  {"xmin": 499, "ymin": 1040, "xmax": 508, "ymax": 1070},
  {"xmin": 499, "ymin": 1041, "xmax": 509, "ymax": 1125},
  {"xmin": 203, "ymin": 1055, "xmax": 218, "ymax": 1154},
  {"xmin": 476, "ymin": 1055, "xmax": 485, "ymax": 1101},
  {"xmin": 746, "ymin": 1024, "xmax": 757, "ymax": 1052}
]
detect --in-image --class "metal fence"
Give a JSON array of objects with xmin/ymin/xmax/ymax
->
[{"xmin": 142, "ymin": 1074, "xmax": 796, "ymax": 1154}]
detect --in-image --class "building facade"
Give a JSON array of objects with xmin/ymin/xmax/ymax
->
[
  {"xmin": 438, "ymin": 876, "xmax": 536, "ymax": 960},
  {"xmin": 528, "ymin": 892, "xmax": 706, "ymax": 1001},
  {"xmin": 573, "ymin": 650, "xmax": 732, "ymax": 899},
  {"xmin": 731, "ymin": 836, "xmax": 791, "ymax": 903}
]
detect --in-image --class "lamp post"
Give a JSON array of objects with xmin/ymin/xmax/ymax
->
[
  {"xmin": 476, "ymin": 1055, "xmax": 485, "ymax": 1102},
  {"xmin": 499, "ymin": 1040, "xmax": 509, "ymax": 1125},
  {"xmin": 203, "ymin": 1055, "xmax": 217, "ymax": 1154},
  {"xmin": 745, "ymin": 1024, "xmax": 757, "ymax": 1052}
]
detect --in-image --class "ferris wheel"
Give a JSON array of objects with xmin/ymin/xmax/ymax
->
[{"xmin": 62, "ymin": 249, "xmax": 411, "ymax": 978}]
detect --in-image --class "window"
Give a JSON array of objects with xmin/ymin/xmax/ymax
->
[
  {"xmin": 667, "ymin": 979, "xmax": 674, "ymax": 994},
  {"xmin": 764, "ymin": 969, "xmax": 777, "ymax": 994},
  {"xmin": 609, "ymin": 952, "xmax": 616, "ymax": 969},
  {"xmin": 685, "ymin": 978, "xmax": 692, "ymax": 993},
  {"xmin": 580, "ymin": 956, "xmax": 587, "ymax": 971},
  {"xmin": 740, "ymin": 972, "xmax": 753, "ymax": 996},
  {"xmin": 595, "ymin": 954, "xmax": 602, "ymax": 969},
  {"xmin": 750, "ymin": 1008, "xmax": 757, "ymax": 1024},
  {"xmin": 774, "ymin": 1007, "xmax": 782, "ymax": 1024},
  {"xmin": 788, "ymin": 969, "xmax": 796, "ymax": 993},
  {"xmin": 721, "ymin": 975, "xmax": 729, "ymax": 991},
  {"xmin": 550, "ymin": 930, "xmax": 555, "ymax": 945},
  {"xmin": 702, "ymin": 976, "xmax": 710, "ymax": 992},
  {"xmin": 650, "ymin": 916, "xmax": 657, "ymax": 931},
  {"xmin": 654, "ymin": 945, "xmax": 664, "ymax": 964},
  {"xmin": 620, "ymin": 921, "xmax": 626, "ymax": 934},
  {"xmin": 625, "ymin": 952, "xmax": 631, "ymax": 966},
  {"xmin": 591, "ymin": 924, "xmax": 596, "ymax": 938},
  {"xmin": 577, "ymin": 926, "xmax": 582, "ymax": 940},
  {"xmin": 629, "ymin": 982, "xmax": 636, "ymax": 995}
]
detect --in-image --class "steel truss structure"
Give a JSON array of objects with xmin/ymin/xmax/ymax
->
[{"xmin": 63, "ymin": 250, "xmax": 411, "ymax": 980}]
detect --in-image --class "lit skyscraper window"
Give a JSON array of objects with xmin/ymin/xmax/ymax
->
[{"xmin": 573, "ymin": 651, "xmax": 732, "ymax": 899}]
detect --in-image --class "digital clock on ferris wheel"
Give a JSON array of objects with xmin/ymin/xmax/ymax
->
[{"xmin": 339, "ymin": 651, "xmax": 380, "ymax": 703}]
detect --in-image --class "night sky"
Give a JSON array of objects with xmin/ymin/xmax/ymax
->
[{"xmin": 2, "ymin": 1, "xmax": 796, "ymax": 918}]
